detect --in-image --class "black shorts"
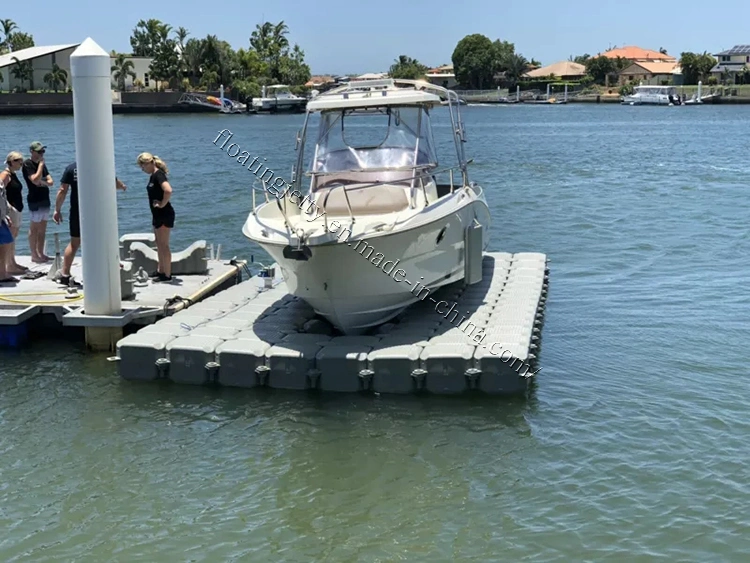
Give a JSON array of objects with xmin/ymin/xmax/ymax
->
[
  {"xmin": 152, "ymin": 206, "xmax": 175, "ymax": 229},
  {"xmin": 70, "ymin": 209, "xmax": 80, "ymax": 238}
]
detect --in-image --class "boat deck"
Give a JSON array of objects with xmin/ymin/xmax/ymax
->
[{"xmin": 113, "ymin": 252, "xmax": 549, "ymax": 396}]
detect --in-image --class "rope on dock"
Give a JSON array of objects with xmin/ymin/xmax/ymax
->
[{"xmin": 0, "ymin": 291, "xmax": 84, "ymax": 305}]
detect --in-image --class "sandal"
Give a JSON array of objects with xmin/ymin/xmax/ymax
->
[{"xmin": 0, "ymin": 276, "xmax": 19, "ymax": 284}]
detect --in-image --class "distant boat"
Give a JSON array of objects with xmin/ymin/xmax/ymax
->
[
  {"xmin": 178, "ymin": 86, "xmax": 247, "ymax": 113},
  {"xmin": 621, "ymin": 85, "xmax": 679, "ymax": 106},
  {"xmin": 252, "ymin": 85, "xmax": 307, "ymax": 113}
]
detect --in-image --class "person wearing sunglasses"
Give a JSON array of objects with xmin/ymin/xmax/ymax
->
[
  {"xmin": 0, "ymin": 151, "xmax": 27, "ymax": 275},
  {"xmin": 22, "ymin": 141, "xmax": 54, "ymax": 263}
]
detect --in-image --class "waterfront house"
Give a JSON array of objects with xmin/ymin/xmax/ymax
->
[
  {"xmin": 425, "ymin": 64, "xmax": 458, "ymax": 88},
  {"xmin": 600, "ymin": 46, "xmax": 677, "ymax": 63},
  {"xmin": 618, "ymin": 61, "xmax": 682, "ymax": 85},
  {"xmin": 110, "ymin": 56, "xmax": 153, "ymax": 91},
  {"xmin": 0, "ymin": 44, "xmax": 153, "ymax": 93},
  {"xmin": 710, "ymin": 45, "xmax": 750, "ymax": 83},
  {"xmin": 522, "ymin": 60, "xmax": 587, "ymax": 81},
  {"xmin": 0, "ymin": 44, "xmax": 79, "ymax": 92}
]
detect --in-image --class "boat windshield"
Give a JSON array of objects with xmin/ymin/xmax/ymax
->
[{"xmin": 309, "ymin": 106, "xmax": 438, "ymax": 175}]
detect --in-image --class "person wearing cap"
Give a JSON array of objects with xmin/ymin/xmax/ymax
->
[
  {"xmin": 52, "ymin": 161, "xmax": 127, "ymax": 287},
  {"xmin": 22, "ymin": 141, "xmax": 54, "ymax": 263}
]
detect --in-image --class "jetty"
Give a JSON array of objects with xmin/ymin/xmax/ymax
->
[
  {"xmin": 0, "ymin": 234, "xmax": 245, "ymax": 348},
  {"xmin": 111, "ymin": 252, "xmax": 548, "ymax": 396}
]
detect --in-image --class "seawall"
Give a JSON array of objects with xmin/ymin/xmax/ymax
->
[{"xmin": 0, "ymin": 91, "xmax": 246, "ymax": 116}]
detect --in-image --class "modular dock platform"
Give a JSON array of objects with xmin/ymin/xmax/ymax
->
[
  {"xmin": 0, "ymin": 234, "xmax": 245, "ymax": 348},
  {"xmin": 113, "ymin": 252, "xmax": 549, "ymax": 396}
]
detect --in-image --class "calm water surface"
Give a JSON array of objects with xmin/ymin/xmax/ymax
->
[{"xmin": 1, "ymin": 105, "xmax": 750, "ymax": 561}]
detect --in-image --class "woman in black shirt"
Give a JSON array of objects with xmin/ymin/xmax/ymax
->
[
  {"xmin": 1, "ymin": 151, "xmax": 28, "ymax": 275},
  {"xmin": 137, "ymin": 152, "xmax": 175, "ymax": 282}
]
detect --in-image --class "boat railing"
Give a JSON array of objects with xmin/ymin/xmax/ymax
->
[{"xmin": 321, "ymin": 183, "xmax": 356, "ymax": 231}]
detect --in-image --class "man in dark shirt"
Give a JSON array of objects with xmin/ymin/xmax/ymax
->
[
  {"xmin": 21, "ymin": 141, "xmax": 54, "ymax": 263},
  {"xmin": 52, "ymin": 161, "xmax": 126, "ymax": 287}
]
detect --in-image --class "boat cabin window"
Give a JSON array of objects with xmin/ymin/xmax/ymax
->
[{"xmin": 309, "ymin": 106, "xmax": 438, "ymax": 178}]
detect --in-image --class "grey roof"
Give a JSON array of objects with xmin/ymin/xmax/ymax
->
[{"xmin": 715, "ymin": 44, "xmax": 750, "ymax": 56}]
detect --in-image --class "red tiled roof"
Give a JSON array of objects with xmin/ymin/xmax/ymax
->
[{"xmin": 602, "ymin": 46, "xmax": 676, "ymax": 61}]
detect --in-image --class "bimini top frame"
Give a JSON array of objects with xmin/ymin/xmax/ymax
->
[{"xmin": 293, "ymin": 78, "xmax": 470, "ymax": 190}]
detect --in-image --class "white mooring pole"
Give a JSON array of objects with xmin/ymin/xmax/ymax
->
[{"xmin": 70, "ymin": 37, "xmax": 122, "ymax": 351}]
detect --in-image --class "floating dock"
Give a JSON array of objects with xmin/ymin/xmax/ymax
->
[
  {"xmin": 113, "ymin": 252, "xmax": 549, "ymax": 396},
  {"xmin": 0, "ymin": 234, "xmax": 245, "ymax": 348}
]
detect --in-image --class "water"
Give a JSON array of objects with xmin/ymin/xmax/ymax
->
[{"xmin": 2, "ymin": 105, "xmax": 750, "ymax": 561}]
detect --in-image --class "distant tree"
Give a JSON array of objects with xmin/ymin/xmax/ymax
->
[
  {"xmin": 181, "ymin": 38, "xmax": 204, "ymax": 85},
  {"xmin": 250, "ymin": 21, "xmax": 289, "ymax": 82},
  {"xmin": 0, "ymin": 18, "xmax": 18, "ymax": 53},
  {"xmin": 236, "ymin": 48, "xmax": 269, "ymax": 81},
  {"xmin": 231, "ymin": 78, "xmax": 262, "ymax": 102},
  {"xmin": 111, "ymin": 54, "xmax": 136, "ymax": 91},
  {"xmin": 43, "ymin": 63, "xmax": 68, "ymax": 92},
  {"xmin": 452, "ymin": 33, "xmax": 496, "ymax": 89},
  {"xmin": 130, "ymin": 19, "xmax": 170, "ymax": 57},
  {"xmin": 10, "ymin": 56, "xmax": 33, "ymax": 91},
  {"xmin": 679, "ymin": 51, "xmax": 717, "ymax": 85},
  {"xmin": 503, "ymin": 53, "xmax": 528, "ymax": 88},
  {"xmin": 6, "ymin": 31, "xmax": 34, "ymax": 52},
  {"xmin": 492, "ymin": 40, "xmax": 516, "ymax": 73},
  {"xmin": 388, "ymin": 55, "xmax": 428, "ymax": 79},
  {"xmin": 570, "ymin": 54, "xmax": 591, "ymax": 65},
  {"xmin": 149, "ymin": 37, "xmax": 180, "ymax": 90},
  {"xmin": 584, "ymin": 55, "xmax": 617, "ymax": 85},
  {"xmin": 174, "ymin": 26, "xmax": 189, "ymax": 51},
  {"xmin": 278, "ymin": 45, "xmax": 311, "ymax": 84}
]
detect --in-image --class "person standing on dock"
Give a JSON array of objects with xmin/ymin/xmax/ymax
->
[
  {"xmin": 136, "ymin": 153, "xmax": 175, "ymax": 282},
  {"xmin": 52, "ymin": 161, "xmax": 127, "ymax": 287},
  {"xmin": 0, "ymin": 168, "xmax": 16, "ymax": 285},
  {"xmin": 1, "ymin": 152, "xmax": 28, "ymax": 276},
  {"xmin": 22, "ymin": 141, "xmax": 54, "ymax": 264}
]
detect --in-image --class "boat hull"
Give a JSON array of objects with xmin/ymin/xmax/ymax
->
[
  {"xmin": 251, "ymin": 99, "xmax": 307, "ymax": 113},
  {"xmin": 251, "ymin": 199, "xmax": 491, "ymax": 333}
]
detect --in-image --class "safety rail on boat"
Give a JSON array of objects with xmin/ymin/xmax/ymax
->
[{"xmin": 250, "ymin": 160, "xmax": 473, "ymax": 240}]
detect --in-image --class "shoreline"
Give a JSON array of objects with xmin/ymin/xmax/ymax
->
[{"xmin": 0, "ymin": 104, "xmax": 248, "ymax": 116}]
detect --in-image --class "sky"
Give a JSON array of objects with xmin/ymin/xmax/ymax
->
[{"xmin": 10, "ymin": 0, "xmax": 750, "ymax": 75}]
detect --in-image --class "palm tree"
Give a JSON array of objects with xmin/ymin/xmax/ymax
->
[
  {"xmin": 0, "ymin": 18, "xmax": 17, "ymax": 53},
  {"xmin": 43, "ymin": 63, "xmax": 68, "ymax": 92},
  {"xmin": 10, "ymin": 56, "xmax": 33, "ymax": 91},
  {"xmin": 181, "ymin": 38, "xmax": 204, "ymax": 86},
  {"xmin": 175, "ymin": 26, "xmax": 189, "ymax": 51},
  {"xmin": 111, "ymin": 54, "xmax": 136, "ymax": 91},
  {"xmin": 504, "ymin": 53, "xmax": 529, "ymax": 88},
  {"xmin": 250, "ymin": 21, "xmax": 289, "ymax": 81}
]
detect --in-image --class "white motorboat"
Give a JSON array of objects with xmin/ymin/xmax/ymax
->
[
  {"xmin": 241, "ymin": 78, "xmax": 491, "ymax": 333},
  {"xmin": 252, "ymin": 84, "xmax": 308, "ymax": 113},
  {"xmin": 621, "ymin": 85, "xmax": 682, "ymax": 105}
]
